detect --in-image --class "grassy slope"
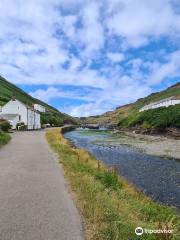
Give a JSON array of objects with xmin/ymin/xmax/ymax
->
[
  {"xmin": 119, "ymin": 104, "xmax": 180, "ymax": 129},
  {"xmin": 84, "ymin": 83, "xmax": 180, "ymax": 126},
  {"xmin": 0, "ymin": 75, "xmax": 76, "ymax": 124},
  {"xmin": 46, "ymin": 128, "xmax": 179, "ymax": 240},
  {"xmin": 0, "ymin": 132, "xmax": 11, "ymax": 147}
]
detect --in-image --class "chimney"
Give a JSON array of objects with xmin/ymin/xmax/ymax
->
[{"xmin": 12, "ymin": 95, "xmax": 16, "ymax": 101}]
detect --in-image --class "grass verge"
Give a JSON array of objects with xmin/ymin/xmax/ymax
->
[
  {"xmin": 46, "ymin": 128, "xmax": 180, "ymax": 240},
  {"xmin": 0, "ymin": 131, "xmax": 11, "ymax": 147}
]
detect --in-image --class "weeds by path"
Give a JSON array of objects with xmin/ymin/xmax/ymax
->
[{"xmin": 0, "ymin": 132, "xmax": 11, "ymax": 147}]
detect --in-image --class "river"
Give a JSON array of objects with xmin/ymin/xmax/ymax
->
[{"xmin": 64, "ymin": 129, "xmax": 180, "ymax": 208}]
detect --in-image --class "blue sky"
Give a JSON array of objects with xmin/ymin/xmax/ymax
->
[{"xmin": 0, "ymin": 0, "xmax": 180, "ymax": 116}]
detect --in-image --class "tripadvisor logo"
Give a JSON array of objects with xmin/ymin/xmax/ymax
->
[
  {"xmin": 135, "ymin": 226, "xmax": 173, "ymax": 236},
  {"xmin": 135, "ymin": 227, "xmax": 143, "ymax": 235}
]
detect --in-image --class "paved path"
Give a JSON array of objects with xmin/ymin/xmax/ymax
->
[{"xmin": 0, "ymin": 131, "xmax": 84, "ymax": 240}]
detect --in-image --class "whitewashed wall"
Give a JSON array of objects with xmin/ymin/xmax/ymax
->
[
  {"xmin": 9, "ymin": 115, "xmax": 20, "ymax": 129},
  {"xmin": 35, "ymin": 111, "xmax": 41, "ymax": 129},
  {"xmin": 2, "ymin": 100, "xmax": 28, "ymax": 124},
  {"xmin": 140, "ymin": 99, "xmax": 180, "ymax": 112},
  {"xmin": 27, "ymin": 109, "xmax": 35, "ymax": 130},
  {"xmin": 34, "ymin": 104, "xmax": 45, "ymax": 112}
]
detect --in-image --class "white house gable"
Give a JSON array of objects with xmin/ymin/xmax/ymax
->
[{"xmin": 2, "ymin": 99, "xmax": 27, "ymax": 124}]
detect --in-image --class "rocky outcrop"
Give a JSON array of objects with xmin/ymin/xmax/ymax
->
[
  {"xmin": 166, "ymin": 128, "xmax": 180, "ymax": 139},
  {"xmin": 117, "ymin": 126, "xmax": 180, "ymax": 139}
]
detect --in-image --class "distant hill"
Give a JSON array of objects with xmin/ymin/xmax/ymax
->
[
  {"xmin": 0, "ymin": 75, "xmax": 76, "ymax": 125},
  {"xmin": 84, "ymin": 82, "xmax": 180, "ymax": 126}
]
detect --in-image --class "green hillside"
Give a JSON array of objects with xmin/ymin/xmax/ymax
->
[
  {"xmin": 0, "ymin": 75, "xmax": 76, "ymax": 125},
  {"xmin": 84, "ymin": 82, "xmax": 180, "ymax": 127},
  {"xmin": 119, "ymin": 104, "xmax": 180, "ymax": 130},
  {"xmin": 133, "ymin": 82, "xmax": 180, "ymax": 111}
]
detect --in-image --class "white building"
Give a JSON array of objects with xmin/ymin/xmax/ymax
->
[
  {"xmin": 139, "ymin": 96, "xmax": 180, "ymax": 112},
  {"xmin": 0, "ymin": 98, "xmax": 41, "ymax": 130},
  {"xmin": 34, "ymin": 104, "xmax": 46, "ymax": 112}
]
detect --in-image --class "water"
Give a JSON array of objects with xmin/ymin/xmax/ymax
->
[{"xmin": 64, "ymin": 129, "xmax": 180, "ymax": 208}]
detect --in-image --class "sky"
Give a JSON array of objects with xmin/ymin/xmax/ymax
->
[{"xmin": 0, "ymin": 0, "xmax": 180, "ymax": 117}]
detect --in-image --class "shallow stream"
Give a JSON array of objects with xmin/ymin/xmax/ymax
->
[{"xmin": 64, "ymin": 129, "xmax": 180, "ymax": 208}]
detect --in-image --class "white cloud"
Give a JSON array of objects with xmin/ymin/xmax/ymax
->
[
  {"xmin": 148, "ymin": 50, "xmax": 180, "ymax": 85},
  {"xmin": 106, "ymin": 0, "xmax": 180, "ymax": 48},
  {"xmin": 0, "ymin": 0, "xmax": 179, "ymax": 116},
  {"xmin": 107, "ymin": 52, "xmax": 124, "ymax": 62},
  {"xmin": 78, "ymin": 1, "xmax": 105, "ymax": 57},
  {"xmin": 30, "ymin": 86, "xmax": 101, "ymax": 103},
  {"xmin": 68, "ymin": 78, "xmax": 151, "ymax": 116},
  {"xmin": 70, "ymin": 102, "xmax": 107, "ymax": 117},
  {"xmin": 30, "ymin": 87, "xmax": 64, "ymax": 103},
  {"xmin": 60, "ymin": 15, "xmax": 78, "ymax": 39}
]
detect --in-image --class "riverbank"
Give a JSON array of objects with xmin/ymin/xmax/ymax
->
[
  {"xmin": 0, "ymin": 132, "xmax": 11, "ymax": 147},
  {"xmin": 111, "ymin": 131, "xmax": 180, "ymax": 160},
  {"xmin": 46, "ymin": 128, "xmax": 179, "ymax": 240}
]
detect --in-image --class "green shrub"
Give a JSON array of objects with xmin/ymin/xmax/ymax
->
[
  {"xmin": 96, "ymin": 169, "xmax": 122, "ymax": 189},
  {"xmin": 41, "ymin": 112, "xmax": 64, "ymax": 126},
  {"xmin": 118, "ymin": 112, "xmax": 141, "ymax": 128},
  {"xmin": 142, "ymin": 121, "xmax": 152, "ymax": 129},
  {"xmin": 0, "ymin": 132, "xmax": 11, "ymax": 146},
  {"xmin": 0, "ymin": 120, "xmax": 11, "ymax": 132}
]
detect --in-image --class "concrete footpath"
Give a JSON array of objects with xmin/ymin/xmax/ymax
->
[{"xmin": 0, "ymin": 131, "xmax": 84, "ymax": 240}]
